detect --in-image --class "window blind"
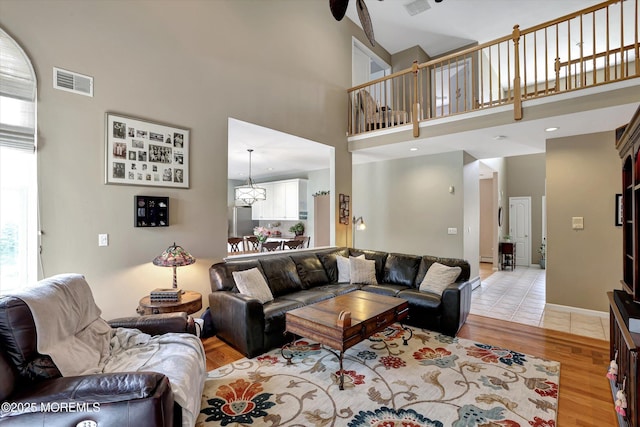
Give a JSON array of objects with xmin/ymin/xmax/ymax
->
[{"xmin": 0, "ymin": 27, "xmax": 36, "ymax": 152}]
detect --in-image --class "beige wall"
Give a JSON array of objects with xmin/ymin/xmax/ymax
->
[
  {"xmin": 479, "ymin": 157, "xmax": 507, "ymax": 268},
  {"xmin": 353, "ymin": 151, "xmax": 465, "ymax": 258},
  {"xmin": 0, "ymin": 0, "xmax": 360, "ymax": 319},
  {"xmin": 391, "ymin": 45, "xmax": 430, "ymax": 73},
  {"xmin": 479, "ymin": 179, "xmax": 494, "ymax": 260},
  {"xmin": 506, "ymin": 153, "xmax": 546, "ymax": 264},
  {"xmin": 546, "ymin": 131, "xmax": 621, "ymax": 312},
  {"xmin": 463, "ymin": 154, "xmax": 480, "ymax": 279}
]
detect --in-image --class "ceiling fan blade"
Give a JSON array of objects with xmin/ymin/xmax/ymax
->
[
  {"xmin": 330, "ymin": 0, "xmax": 349, "ymax": 21},
  {"xmin": 356, "ymin": 0, "xmax": 375, "ymax": 47}
]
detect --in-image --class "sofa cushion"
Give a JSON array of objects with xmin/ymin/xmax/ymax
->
[
  {"xmin": 336, "ymin": 254, "xmax": 364, "ymax": 282},
  {"xmin": 349, "ymin": 249, "xmax": 388, "ymax": 283},
  {"xmin": 209, "ymin": 260, "xmax": 262, "ymax": 292},
  {"xmin": 361, "ymin": 284, "xmax": 410, "ymax": 297},
  {"xmin": 290, "ymin": 253, "xmax": 329, "ymax": 289},
  {"xmin": 280, "ymin": 290, "xmax": 335, "ymax": 306},
  {"xmin": 312, "ymin": 283, "xmax": 361, "ymax": 296},
  {"xmin": 383, "ymin": 253, "xmax": 421, "ymax": 287},
  {"xmin": 350, "ymin": 256, "xmax": 378, "ymax": 285},
  {"xmin": 336, "ymin": 255, "xmax": 350, "ymax": 282},
  {"xmin": 232, "ymin": 268, "xmax": 274, "ymax": 304},
  {"xmin": 317, "ymin": 248, "xmax": 350, "ymax": 283},
  {"xmin": 263, "ymin": 299, "xmax": 305, "ymax": 334},
  {"xmin": 259, "ymin": 257, "xmax": 303, "ymax": 298},
  {"xmin": 437, "ymin": 257, "xmax": 471, "ymax": 282},
  {"xmin": 414, "ymin": 256, "xmax": 439, "ymax": 287},
  {"xmin": 419, "ymin": 262, "xmax": 462, "ymax": 296}
]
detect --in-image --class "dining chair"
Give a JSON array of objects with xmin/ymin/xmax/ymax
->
[
  {"xmin": 261, "ymin": 241, "xmax": 282, "ymax": 252},
  {"xmin": 227, "ymin": 237, "xmax": 244, "ymax": 253},
  {"xmin": 283, "ymin": 240, "xmax": 303, "ymax": 250},
  {"xmin": 293, "ymin": 235, "xmax": 310, "ymax": 248},
  {"xmin": 244, "ymin": 236, "xmax": 260, "ymax": 252}
]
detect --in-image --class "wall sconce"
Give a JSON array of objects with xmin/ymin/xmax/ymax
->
[{"xmin": 352, "ymin": 216, "xmax": 366, "ymax": 249}]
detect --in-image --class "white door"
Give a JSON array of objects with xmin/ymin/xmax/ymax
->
[
  {"xmin": 352, "ymin": 45, "xmax": 370, "ymax": 86},
  {"xmin": 509, "ymin": 197, "xmax": 531, "ymax": 266}
]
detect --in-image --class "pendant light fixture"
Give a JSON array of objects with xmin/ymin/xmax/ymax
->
[{"xmin": 235, "ymin": 149, "xmax": 266, "ymax": 206}]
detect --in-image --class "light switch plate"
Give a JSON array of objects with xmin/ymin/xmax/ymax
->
[
  {"xmin": 447, "ymin": 227, "xmax": 458, "ymax": 235},
  {"xmin": 98, "ymin": 234, "xmax": 109, "ymax": 246},
  {"xmin": 572, "ymin": 217, "xmax": 584, "ymax": 230}
]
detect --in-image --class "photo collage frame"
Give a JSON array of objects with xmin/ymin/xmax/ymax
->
[{"xmin": 105, "ymin": 113, "xmax": 189, "ymax": 188}]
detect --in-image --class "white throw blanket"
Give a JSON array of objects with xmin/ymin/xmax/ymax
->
[
  {"xmin": 17, "ymin": 274, "xmax": 206, "ymax": 427},
  {"xmin": 14, "ymin": 274, "xmax": 112, "ymax": 375},
  {"xmin": 105, "ymin": 328, "xmax": 206, "ymax": 427}
]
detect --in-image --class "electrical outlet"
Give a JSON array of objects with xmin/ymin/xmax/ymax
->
[
  {"xmin": 98, "ymin": 234, "xmax": 109, "ymax": 246},
  {"xmin": 447, "ymin": 227, "xmax": 457, "ymax": 235}
]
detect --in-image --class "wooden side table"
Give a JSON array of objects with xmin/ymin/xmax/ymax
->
[{"xmin": 137, "ymin": 290, "xmax": 202, "ymax": 315}]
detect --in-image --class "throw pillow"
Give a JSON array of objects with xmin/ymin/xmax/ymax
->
[
  {"xmin": 418, "ymin": 262, "xmax": 461, "ymax": 296},
  {"xmin": 232, "ymin": 268, "xmax": 274, "ymax": 304},
  {"xmin": 336, "ymin": 254, "xmax": 363, "ymax": 282},
  {"xmin": 349, "ymin": 256, "xmax": 378, "ymax": 285}
]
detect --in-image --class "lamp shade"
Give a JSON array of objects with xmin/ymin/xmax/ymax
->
[{"xmin": 153, "ymin": 243, "xmax": 195, "ymax": 267}]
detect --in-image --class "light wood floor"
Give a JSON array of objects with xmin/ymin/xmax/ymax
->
[
  {"xmin": 201, "ymin": 314, "xmax": 614, "ymax": 426},
  {"xmin": 479, "ymin": 261, "xmax": 494, "ymax": 280}
]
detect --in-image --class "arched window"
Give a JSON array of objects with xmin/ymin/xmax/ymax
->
[{"xmin": 0, "ymin": 27, "xmax": 37, "ymax": 292}]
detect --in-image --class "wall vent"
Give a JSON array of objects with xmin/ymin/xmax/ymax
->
[
  {"xmin": 53, "ymin": 67, "xmax": 93, "ymax": 97},
  {"xmin": 404, "ymin": 0, "xmax": 430, "ymax": 16}
]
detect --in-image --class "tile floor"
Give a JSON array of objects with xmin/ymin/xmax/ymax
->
[{"xmin": 471, "ymin": 265, "xmax": 610, "ymax": 341}]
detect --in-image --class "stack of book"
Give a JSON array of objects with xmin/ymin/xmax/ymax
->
[{"xmin": 150, "ymin": 288, "xmax": 181, "ymax": 302}]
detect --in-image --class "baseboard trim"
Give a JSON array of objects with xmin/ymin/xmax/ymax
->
[
  {"xmin": 469, "ymin": 276, "xmax": 481, "ymax": 290},
  {"xmin": 545, "ymin": 303, "xmax": 608, "ymax": 318}
]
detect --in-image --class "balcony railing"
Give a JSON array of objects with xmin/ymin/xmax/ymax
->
[{"xmin": 347, "ymin": 0, "xmax": 639, "ymax": 137}]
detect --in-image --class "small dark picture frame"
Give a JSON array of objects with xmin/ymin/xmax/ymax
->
[{"xmin": 616, "ymin": 193, "xmax": 623, "ymax": 227}]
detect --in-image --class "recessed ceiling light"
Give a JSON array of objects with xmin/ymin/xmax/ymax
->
[
  {"xmin": 493, "ymin": 135, "xmax": 506, "ymax": 140},
  {"xmin": 545, "ymin": 127, "xmax": 559, "ymax": 132},
  {"xmin": 409, "ymin": 147, "xmax": 418, "ymax": 151},
  {"xmin": 267, "ymin": 167, "xmax": 274, "ymax": 171}
]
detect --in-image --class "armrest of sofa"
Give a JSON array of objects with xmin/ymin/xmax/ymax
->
[
  {"xmin": 108, "ymin": 312, "xmax": 196, "ymax": 336},
  {"xmin": 209, "ymin": 291, "xmax": 265, "ymax": 358},
  {"xmin": 1, "ymin": 372, "xmax": 174, "ymax": 427},
  {"xmin": 440, "ymin": 280, "xmax": 472, "ymax": 336}
]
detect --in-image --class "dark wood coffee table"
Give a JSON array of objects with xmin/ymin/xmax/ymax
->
[{"xmin": 283, "ymin": 290, "xmax": 410, "ymax": 389}]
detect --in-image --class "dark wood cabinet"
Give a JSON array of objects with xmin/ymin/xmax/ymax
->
[
  {"xmin": 499, "ymin": 242, "xmax": 516, "ymax": 270},
  {"xmin": 616, "ymin": 105, "xmax": 640, "ymax": 299},
  {"xmin": 613, "ymin": 104, "xmax": 640, "ymax": 426},
  {"xmin": 609, "ymin": 291, "xmax": 638, "ymax": 427}
]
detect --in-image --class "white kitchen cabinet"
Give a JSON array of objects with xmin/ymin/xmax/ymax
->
[{"xmin": 248, "ymin": 179, "xmax": 307, "ymax": 220}]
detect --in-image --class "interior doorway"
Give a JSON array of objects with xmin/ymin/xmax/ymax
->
[
  {"xmin": 352, "ymin": 37, "xmax": 391, "ymax": 86},
  {"xmin": 509, "ymin": 196, "xmax": 532, "ymax": 266},
  {"xmin": 479, "ymin": 162, "xmax": 499, "ymax": 271}
]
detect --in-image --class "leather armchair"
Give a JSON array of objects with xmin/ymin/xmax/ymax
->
[{"xmin": 0, "ymin": 296, "xmax": 194, "ymax": 427}]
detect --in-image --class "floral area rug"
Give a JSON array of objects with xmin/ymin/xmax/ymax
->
[{"xmin": 196, "ymin": 324, "xmax": 560, "ymax": 427}]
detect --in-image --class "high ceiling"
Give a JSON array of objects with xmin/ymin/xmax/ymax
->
[
  {"xmin": 344, "ymin": 0, "xmax": 603, "ymax": 57},
  {"xmin": 228, "ymin": 118, "xmax": 332, "ymax": 182},
  {"xmin": 228, "ymin": 0, "xmax": 637, "ymax": 181}
]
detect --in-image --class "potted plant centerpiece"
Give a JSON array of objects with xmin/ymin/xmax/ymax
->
[
  {"xmin": 253, "ymin": 226, "xmax": 271, "ymax": 250},
  {"xmin": 289, "ymin": 222, "xmax": 305, "ymax": 236}
]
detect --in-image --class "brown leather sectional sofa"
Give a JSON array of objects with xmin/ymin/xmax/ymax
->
[{"xmin": 209, "ymin": 247, "xmax": 473, "ymax": 358}]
